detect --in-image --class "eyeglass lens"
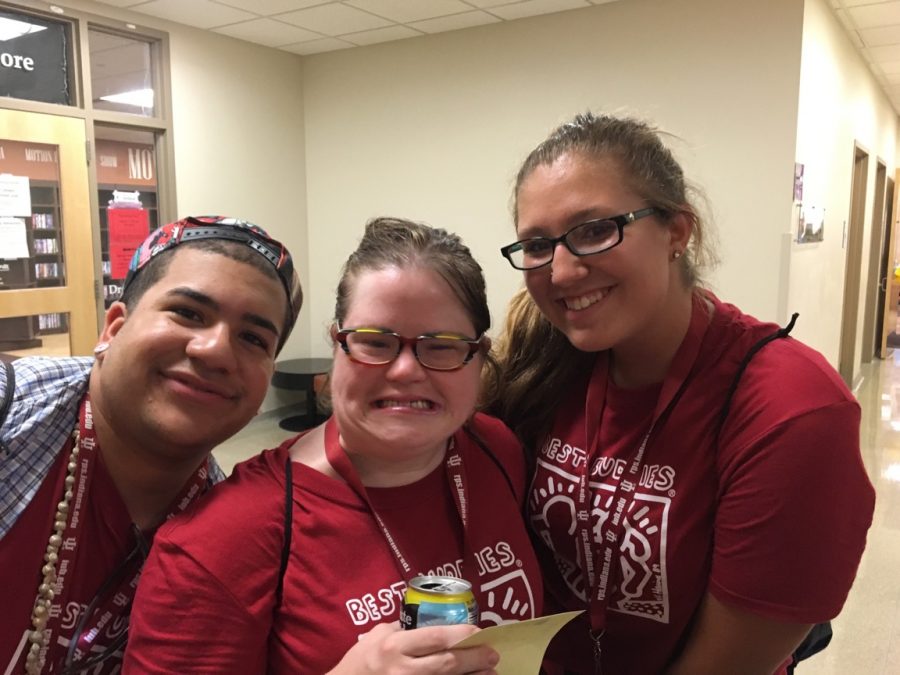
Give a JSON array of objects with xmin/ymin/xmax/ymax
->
[
  {"xmin": 344, "ymin": 332, "xmax": 472, "ymax": 370},
  {"xmin": 510, "ymin": 219, "xmax": 620, "ymax": 269}
]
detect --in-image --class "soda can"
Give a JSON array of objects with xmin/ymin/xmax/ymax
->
[{"xmin": 400, "ymin": 575, "xmax": 479, "ymax": 629}]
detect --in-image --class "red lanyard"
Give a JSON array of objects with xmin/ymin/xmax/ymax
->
[
  {"xmin": 43, "ymin": 394, "xmax": 211, "ymax": 672},
  {"xmin": 572, "ymin": 295, "xmax": 711, "ymax": 669},
  {"xmin": 323, "ymin": 417, "xmax": 476, "ymax": 582}
]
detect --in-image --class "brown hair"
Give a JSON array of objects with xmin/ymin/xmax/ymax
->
[
  {"xmin": 327, "ymin": 216, "xmax": 498, "ymax": 403},
  {"xmin": 486, "ymin": 112, "xmax": 716, "ymax": 454}
]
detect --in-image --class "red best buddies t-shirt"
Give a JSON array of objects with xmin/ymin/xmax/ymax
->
[
  {"xmin": 125, "ymin": 413, "xmax": 543, "ymax": 674},
  {"xmin": 531, "ymin": 294, "xmax": 875, "ymax": 675}
]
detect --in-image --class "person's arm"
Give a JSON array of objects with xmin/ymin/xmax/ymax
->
[
  {"xmin": 669, "ymin": 400, "xmax": 873, "ymax": 674},
  {"xmin": 327, "ymin": 623, "xmax": 499, "ymax": 675},
  {"xmin": 124, "ymin": 537, "xmax": 270, "ymax": 673},
  {"xmin": 665, "ymin": 594, "xmax": 809, "ymax": 675}
]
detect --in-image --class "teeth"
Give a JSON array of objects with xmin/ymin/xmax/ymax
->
[
  {"xmin": 564, "ymin": 289, "xmax": 606, "ymax": 311},
  {"xmin": 379, "ymin": 400, "xmax": 433, "ymax": 409}
]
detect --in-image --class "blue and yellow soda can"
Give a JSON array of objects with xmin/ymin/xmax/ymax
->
[{"xmin": 400, "ymin": 576, "xmax": 479, "ymax": 629}]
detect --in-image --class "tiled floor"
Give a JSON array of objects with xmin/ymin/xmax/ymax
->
[{"xmin": 212, "ymin": 356, "xmax": 900, "ymax": 673}]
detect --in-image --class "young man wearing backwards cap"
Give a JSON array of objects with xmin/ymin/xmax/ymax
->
[{"xmin": 0, "ymin": 216, "xmax": 303, "ymax": 674}]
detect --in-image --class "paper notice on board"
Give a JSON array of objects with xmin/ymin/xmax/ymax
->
[
  {"xmin": 453, "ymin": 610, "xmax": 583, "ymax": 675},
  {"xmin": 0, "ymin": 216, "xmax": 30, "ymax": 259},
  {"xmin": 0, "ymin": 174, "xmax": 32, "ymax": 217},
  {"xmin": 108, "ymin": 207, "xmax": 150, "ymax": 278}
]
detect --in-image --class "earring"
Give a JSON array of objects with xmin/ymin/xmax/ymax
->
[
  {"xmin": 672, "ymin": 250, "xmax": 682, "ymax": 260},
  {"xmin": 93, "ymin": 342, "xmax": 110, "ymax": 356}
]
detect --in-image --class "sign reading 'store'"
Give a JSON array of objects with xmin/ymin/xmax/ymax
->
[{"xmin": 0, "ymin": 10, "xmax": 69, "ymax": 105}]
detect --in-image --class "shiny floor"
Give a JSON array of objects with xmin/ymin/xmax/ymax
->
[{"xmin": 212, "ymin": 355, "xmax": 900, "ymax": 674}]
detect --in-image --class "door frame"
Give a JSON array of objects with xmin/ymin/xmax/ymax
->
[
  {"xmin": 879, "ymin": 172, "xmax": 900, "ymax": 358},
  {"xmin": 863, "ymin": 160, "xmax": 887, "ymax": 363},
  {"xmin": 838, "ymin": 145, "xmax": 869, "ymax": 387},
  {"xmin": 0, "ymin": 108, "xmax": 98, "ymax": 355}
]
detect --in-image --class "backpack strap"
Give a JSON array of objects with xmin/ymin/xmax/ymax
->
[
  {"xmin": 712, "ymin": 312, "xmax": 833, "ymax": 664},
  {"xmin": 0, "ymin": 360, "xmax": 15, "ymax": 455},
  {"xmin": 716, "ymin": 312, "xmax": 798, "ymax": 437},
  {"xmin": 275, "ymin": 454, "xmax": 293, "ymax": 606},
  {"xmin": 0, "ymin": 359, "xmax": 14, "ymax": 427}
]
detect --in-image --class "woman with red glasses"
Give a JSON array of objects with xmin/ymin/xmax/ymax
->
[
  {"xmin": 125, "ymin": 217, "xmax": 542, "ymax": 674},
  {"xmin": 487, "ymin": 112, "xmax": 875, "ymax": 675}
]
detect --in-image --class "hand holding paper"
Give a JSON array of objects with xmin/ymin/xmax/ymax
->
[{"xmin": 453, "ymin": 611, "xmax": 584, "ymax": 674}]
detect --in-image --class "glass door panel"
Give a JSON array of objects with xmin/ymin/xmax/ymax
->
[{"xmin": 0, "ymin": 109, "xmax": 97, "ymax": 356}]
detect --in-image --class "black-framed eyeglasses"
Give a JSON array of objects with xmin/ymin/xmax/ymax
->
[
  {"xmin": 335, "ymin": 328, "xmax": 484, "ymax": 371},
  {"xmin": 500, "ymin": 207, "xmax": 660, "ymax": 271}
]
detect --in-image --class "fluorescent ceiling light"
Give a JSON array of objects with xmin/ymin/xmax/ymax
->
[
  {"xmin": 99, "ymin": 88, "xmax": 154, "ymax": 108},
  {"xmin": 0, "ymin": 17, "xmax": 47, "ymax": 42}
]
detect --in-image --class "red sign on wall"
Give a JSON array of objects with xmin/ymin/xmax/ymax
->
[{"xmin": 108, "ymin": 208, "xmax": 149, "ymax": 278}]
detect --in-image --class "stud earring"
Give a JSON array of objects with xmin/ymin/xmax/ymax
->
[
  {"xmin": 672, "ymin": 250, "xmax": 682, "ymax": 260},
  {"xmin": 93, "ymin": 342, "xmax": 110, "ymax": 356}
]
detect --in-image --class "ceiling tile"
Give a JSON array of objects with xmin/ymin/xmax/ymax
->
[
  {"xmin": 130, "ymin": 0, "xmax": 257, "ymax": 29},
  {"xmin": 410, "ymin": 10, "xmax": 500, "ymax": 33},
  {"xmin": 341, "ymin": 24, "xmax": 421, "ymax": 45},
  {"xmin": 91, "ymin": 0, "xmax": 153, "ymax": 7},
  {"xmin": 489, "ymin": 0, "xmax": 591, "ymax": 21},
  {"xmin": 884, "ymin": 70, "xmax": 900, "ymax": 83},
  {"xmin": 848, "ymin": 2, "xmax": 900, "ymax": 30},
  {"xmin": 868, "ymin": 42, "xmax": 900, "ymax": 61},
  {"xmin": 276, "ymin": 3, "xmax": 392, "ymax": 34},
  {"xmin": 461, "ymin": 0, "xmax": 520, "ymax": 7},
  {"xmin": 213, "ymin": 17, "xmax": 322, "ymax": 46},
  {"xmin": 281, "ymin": 36, "xmax": 354, "ymax": 54},
  {"xmin": 878, "ymin": 59, "xmax": 900, "ymax": 74},
  {"xmin": 859, "ymin": 23, "xmax": 900, "ymax": 47},
  {"xmin": 345, "ymin": 0, "xmax": 472, "ymax": 23},
  {"xmin": 213, "ymin": 0, "xmax": 330, "ymax": 14}
]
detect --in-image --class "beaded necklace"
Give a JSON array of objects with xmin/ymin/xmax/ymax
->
[{"xmin": 24, "ymin": 429, "xmax": 79, "ymax": 674}]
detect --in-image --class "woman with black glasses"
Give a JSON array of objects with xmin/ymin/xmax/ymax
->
[
  {"xmin": 486, "ymin": 112, "xmax": 875, "ymax": 675},
  {"xmin": 125, "ymin": 217, "xmax": 542, "ymax": 674}
]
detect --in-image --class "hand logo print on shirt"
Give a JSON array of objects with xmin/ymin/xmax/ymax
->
[{"xmin": 530, "ymin": 457, "xmax": 672, "ymax": 624}]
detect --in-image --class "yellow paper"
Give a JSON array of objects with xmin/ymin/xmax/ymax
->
[{"xmin": 453, "ymin": 611, "xmax": 584, "ymax": 675}]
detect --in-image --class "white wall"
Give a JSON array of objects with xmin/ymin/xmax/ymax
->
[
  {"xmin": 791, "ymin": 0, "xmax": 898, "ymax": 379},
  {"xmin": 301, "ymin": 0, "xmax": 805, "ymax": 357}
]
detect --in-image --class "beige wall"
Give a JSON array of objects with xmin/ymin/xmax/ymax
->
[
  {"xmin": 301, "ymin": 0, "xmax": 805, "ymax": 357},
  {"xmin": 791, "ymin": 0, "xmax": 898, "ymax": 382}
]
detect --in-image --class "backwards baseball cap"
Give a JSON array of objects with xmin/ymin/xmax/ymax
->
[{"xmin": 124, "ymin": 215, "xmax": 303, "ymax": 343}]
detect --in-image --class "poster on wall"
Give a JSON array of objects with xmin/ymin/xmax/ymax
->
[
  {"xmin": 796, "ymin": 205, "xmax": 825, "ymax": 244},
  {"xmin": 108, "ymin": 207, "xmax": 149, "ymax": 278}
]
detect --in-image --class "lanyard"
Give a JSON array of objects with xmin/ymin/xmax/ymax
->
[
  {"xmin": 572, "ymin": 294, "xmax": 712, "ymax": 670},
  {"xmin": 323, "ymin": 417, "xmax": 476, "ymax": 582},
  {"xmin": 42, "ymin": 394, "xmax": 211, "ymax": 672}
]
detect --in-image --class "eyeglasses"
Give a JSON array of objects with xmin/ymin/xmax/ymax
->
[
  {"xmin": 500, "ymin": 207, "xmax": 660, "ymax": 271},
  {"xmin": 335, "ymin": 328, "xmax": 485, "ymax": 371}
]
